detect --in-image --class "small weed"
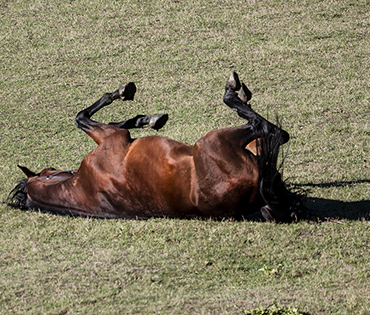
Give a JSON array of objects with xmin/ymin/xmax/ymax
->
[
  {"xmin": 258, "ymin": 264, "xmax": 284, "ymax": 276},
  {"xmin": 245, "ymin": 303, "xmax": 306, "ymax": 315}
]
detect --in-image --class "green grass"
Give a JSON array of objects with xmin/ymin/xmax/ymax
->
[{"xmin": 1, "ymin": 0, "xmax": 370, "ymax": 314}]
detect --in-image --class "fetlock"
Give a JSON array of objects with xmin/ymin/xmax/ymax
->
[{"xmin": 135, "ymin": 114, "xmax": 168, "ymax": 130}]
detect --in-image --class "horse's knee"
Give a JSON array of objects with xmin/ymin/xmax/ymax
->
[
  {"xmin": 75, "ymin": 110, "xmax": 91, "ymax": 131},
  {"xmin": 75, "ymin": 110, "xmax": 85, "ymax": 129}
]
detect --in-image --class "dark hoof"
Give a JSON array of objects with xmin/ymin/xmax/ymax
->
[
  {"xmin": 149, "ymin": 114, "xmax": 168, "ymax": 131},
  {"xmin": 118, "ymin": 82, "xmax": 136, "ymax": 101},
  {"xmin": 238, "ymin": 83, "xmax": 252, "ymax": 104},
  {"xmin": 260, "ymin": 205, "xmax": 276, "ymax": 222},
  {"xmin": 225, "ymin": 72, "xmax": 241, "ymax": 92}
]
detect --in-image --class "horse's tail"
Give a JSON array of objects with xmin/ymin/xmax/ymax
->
[
  {"xmin": 256, "ymin": 120, "xmax": 306, "ymax": 222},
  {"xmin": 6, "ymin": 178, "xmax": 29, "ymax": 209}
]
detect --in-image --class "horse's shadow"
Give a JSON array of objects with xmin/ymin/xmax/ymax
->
[{"xmin": 291, "ymin": 180, "xmax": 370, "ymax": 221}]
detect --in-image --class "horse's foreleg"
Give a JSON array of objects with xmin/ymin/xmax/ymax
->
[
  {"xmin": 74, "ymin": 83, "xmax": 137, "ymax": 144},
  {"xmin": 223, "ymin": 72, "xmax": 289, "ymax": 145},
  {"xmin": 109, "ymin": 113, "xmax": 168, "ymax": 131},
  {"xmin": 75, "ymin": 82, "xmax": 136, "ymax": 133}
]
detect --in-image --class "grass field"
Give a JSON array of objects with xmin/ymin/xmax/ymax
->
[{"xmin": 1, "ymin": 0, "xmax": 370, "ymax": 314}]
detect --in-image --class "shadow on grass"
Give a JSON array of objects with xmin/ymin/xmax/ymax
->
[
  {"xmin": 291, "ymin": 180, "xmax": 370, "ymax": 221},
  {"xmin": 306, "ymin": 197, "xmax": 370, "ymax": 221}
]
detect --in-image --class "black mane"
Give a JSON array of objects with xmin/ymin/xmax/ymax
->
[
  {"xmin": 256, "ymin": 120, "xmax": 307, "ymax": 222},
  {"xmin": 7, "ymin": 178, "xmax": 28, "ymax": 209}
]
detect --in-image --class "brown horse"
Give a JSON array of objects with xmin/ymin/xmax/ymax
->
[{"xmin": 7, "ymin": 72, "xmax": 306, "ymax": 222}]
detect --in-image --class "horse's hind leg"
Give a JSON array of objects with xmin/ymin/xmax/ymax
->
[
  {"xmin": 223, "ymin": 72, "xmax": 289, "ymax": 145},
  {"xmin": 224, "ymin": 72, "xmax": 306, "ymax": 222}
]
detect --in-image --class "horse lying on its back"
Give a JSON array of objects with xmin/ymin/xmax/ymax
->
[{"xmin": 8, "ymin": 72, "xmax": 306, "ymax": 222}]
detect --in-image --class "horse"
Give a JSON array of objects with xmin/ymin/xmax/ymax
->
[{"xmin": 7, "ymin": 72, "xmax": 306, "ymax": 222}]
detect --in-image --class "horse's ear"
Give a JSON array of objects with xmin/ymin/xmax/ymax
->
[{"xmin": 17, "ymin": 165, "xmax": 37, "ymax": 178}]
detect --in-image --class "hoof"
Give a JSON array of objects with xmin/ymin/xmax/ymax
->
[
  {"xmin": 118, "ymin": 82, "xmax": 136, "ymax": 101},
  {"xmin": 226, "ymin": 72, "xmax": 241, "ymax": 92},
  {"xmin": 260, "ymin": 205, "xmax": 276, "ymax": 222},
  {"xmin": 149, "ymin": 114, "xmax": 168, "ymax": 131},
  {"xmin": 225, "ymin": 72, "xmax": 252, "ymax": 105},
  {"xmin": 238, "ymin": 83, "xmax": 252, "ymax": 104}
]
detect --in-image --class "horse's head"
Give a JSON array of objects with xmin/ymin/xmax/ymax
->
[{"xmin": 7, "ymin": 165, "xmax": 75, "ymax": 210}]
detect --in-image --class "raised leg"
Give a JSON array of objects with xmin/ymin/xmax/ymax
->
[
  {"xmin": 223, "ymin": 72, "xmax": 306, "ymax": 222},
  {"xmin": 75, "ymin": 82, "xmax": 137, "ymax": 134},
  {"xmin": 223, "ymin": 72, "xmax": 289, "ymax": 145},
  {"xmin": 109, "ymin": 114, "xmax": 168, "ymax": 131},
  {"xmin": 75, "ymin": 82, "xmax": 168, "ymax": 145}
]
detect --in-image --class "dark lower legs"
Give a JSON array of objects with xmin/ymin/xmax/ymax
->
[
  {"xmin": 109, "ymin": 114, "xmax": 168, "ymax": 131},
  {"xmin": 223, "ymin": 72, "xmax": 306, "ymax": 222},
  {"xmin": 75, "ymin": 82, "xmax": 136, "ymax": 133},
  {"xmin": 75, "ymin": 82, "xmax": 168, "ymax": 134},
  {"xmin": 223, "ymin": 72, "xmax": 289, "ymax": 145}
]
